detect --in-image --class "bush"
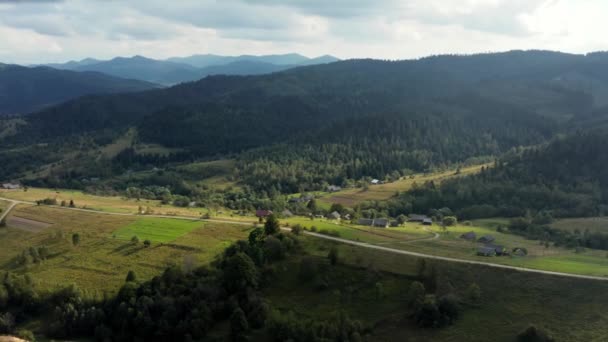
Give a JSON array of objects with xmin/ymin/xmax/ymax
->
[
  {"xmin": 298, "ymin": 257, "xmax": 317, "ymax": 281},
  {"xmin": 131, "ymin": 236, "xmax": 140, "ymax": 244},
  {"xmin": 328, "ymin": 246, "xmax": 339, "ymax": 266},
  {"xmin": 143, "ymin": 240, "xmax": 151, "ymax": 247},
  {"xmin": 291, "ymin": 224, "xmax": 303, "ymax": 235},
  {"xmin": 517, "ymin": 325, "xmax": 555, "ymax": 342},
  {"xmin": 442, "ymin": 216, "xmax": 458, "ymax": 226},
  {"xmin": 16, "ymin": 329, "xmax": 36, "ymax": 342}
]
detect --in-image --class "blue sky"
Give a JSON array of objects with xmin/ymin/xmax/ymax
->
[{"xmin": 0, "ymin": 0, "xmax": 605, "ymax": 63}]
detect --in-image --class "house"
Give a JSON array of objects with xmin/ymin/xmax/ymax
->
[
  {"xmin": 478, "ymin": 235, "xmax": 495, "ymax": 243},
  {"xmin": 373, "ymin": 218, "xmax": 390, "ymax": 228},
  {"xmin": 371, "ymin": 179, "xmax": 380, "ymax": 185},
  {"xmin": 460, "ymin": 231, "xmax": 476, "ymax": 241},
  {"xmin": 477, "ymin": 247, "xmax": 497, "ymax": 257},
  {"xmin": 281, "ymin": 209, "xmax": 293, "ymax": 217},
  {"xmin": 327, "ymin": 185, "xmax": 342, "ymax": 192},
  {"xmin": 328, "ymin": 211, "xmax": 341, "ymax": 220},
  {"xmin": 485, "ymin": 244, "xmax": 507, "ymax": 256},
  {"xmin": 422, "ymin": 218, "xmax": 433, "ymax": 226},
  {"xmin": 358, "ymin": 218, "xmax": 374, "ymax": 226},
  {"xmin": 1, "ymin": 183, "xmax": 20, "ymax": 190},
  {"xmin": 255, "ymin": 210, "xmax": 273, "ymax": 218},
  {"xmin": 408, "ymin": 214, "xmax": 429, "ymax": 222},
  {"xmin": 512, "ymin": 247, "xmax": 527, "ymax": 257},
  {"xmin": 343, "ymin": 214, "xmax": 351, "ymax": 220}
]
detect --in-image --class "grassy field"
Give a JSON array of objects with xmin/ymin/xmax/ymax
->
[
  {"xmin": 260, "ymin": 235, "xmax": 608, "ymax": 341},
  {"xmin": 284, "ymin": 217, "xmax": 433, "ymax": 243},
  {"xmin": 112, "ymin": 217, "xmax": 205, "ymax": 242},
  {"xmin": 551, "ymin": 217, "xmax": 608, "ymax": 234},
  {"xmin": 0, "ymin": 204, "xmax": 251, "ymax": 294},
  {"xmin": 317, "ymin": 164, "xmax": 488, "ymax": 207}
]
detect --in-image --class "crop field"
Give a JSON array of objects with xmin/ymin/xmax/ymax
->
[
  {"xmin": 112, "ymin": 217, "xmax": 204, "ymax": 242},
  {"xmin": 284, "ymin": 217, "xmax": 433, "ymax": 243},
  {"xmin": 317, "ymin": 163, "xmax": 488, "ymax": 207},
  {"xmin": 272, "ymin": 236, "xmax": 608, "ymax": 342},
  {"xmin": 0, "ymin": 204, "xmax": 251, "ymax": 294}
]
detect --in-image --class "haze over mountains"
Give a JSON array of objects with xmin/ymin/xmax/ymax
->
[{"xmin": 43, "ymin": 53, "xmax": 340, "ymax": 85}]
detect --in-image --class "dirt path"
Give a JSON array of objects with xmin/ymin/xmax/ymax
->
[
  {"xmin": 0, "ymin": 201, "xmax": 16, "ymax": 222},
  {"xmin": 1, "ymin": 196, "xmax": 607, "ymax": 281}
]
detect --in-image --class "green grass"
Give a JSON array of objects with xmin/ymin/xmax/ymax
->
[
  {"xmin": 316, "ymin": 164, "xmax": 488, "ymax": 207},
  {"xmin": 0, "ymin": 205, "xmax": 251, "ymax": 294},
  {"xmin": 112, "ymin": 217, "xmax": 205, "ymax": 242},
  {"xmin": 551, "ymin": 217, "xmax": 608, "ymax": 234},
  {"xmin": 271, "ymin": 235, "xmax": 608, "ymax": 342}
]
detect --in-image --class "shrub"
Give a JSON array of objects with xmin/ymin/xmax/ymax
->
[
  {"xmin": 291, "ymin": 224, "xmax": 303, "ymax": 235},
  {"xmin": 131, "ymin": 236, "xmax": 140, "ymax": 244},
  {"xmin": 143, "ymin": 240, "xmax": 151, "ymax": 247}
]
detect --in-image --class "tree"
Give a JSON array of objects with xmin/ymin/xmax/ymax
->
[
  {"xmin": 223, "ymin": 252, "xmax": 258, "ymax": 292},
  {"xmin": 415, "ymin": 298, "xmax": 440, "ymax": 328},
  {"xmin": 230, "ymin": 307, "xmax": 249, "ymax": 341},
  {"xmin": 131, "ymin": 236, "xmax": 140, "ymax": 244},
  {"xmin": 442, "ymin": 216, "xmax": 457, "ymax": 227},
  {"xmin": 143, "ymin": 239, "xmax": 151, "ymax": 247},
  {"xmin": 69, "ymin": 199, "xmax": 75, "ymax": 208},
  {"xmin": 407, "ymin": 281, "xmax": 426, "ymax": 311},
  {"xmin": 248, "ymin": 227, "xmax": 265, "ymax": 247},
  {"xmin": 72, "ymin": 233, "xmax": 80, "ymax": 246},
  {"xmin": 291, "ymin": 224, "xmax": 302, "ymax": 235},
  {"xmin": 307, "ymin": 198, "xmax": 317, "ymax": 213},
  {"xmin": 437, "ymin": 294, "xmax": 461, "ymax": 325},
  {"xmin": 264, "ymin": 214, "xmax": 280, "ymax": 236},
  {"xmin": 465, "ymin": 283, "xmax": 482, "ymax": 305},
  {"xmin": 328, "ymin": 246, "xmax": 339, "ymax": 266},
  {"xmin": 0, "ymin": 312, "xmax": 15, "ymax": 334},
  {"xmin": 397, "ymin": 214, "xmax": 407, "ymax": 225},
  {"xmin": 329, "ymin": 203, "xmax": 345, "ymax": 214},
  {"xmin": 125, "ymin": 270, "xmax": 137, "ymax": 282},
  {"xmin": 298, "ymin": 257, "xmax": 317, "ymax": 281}
]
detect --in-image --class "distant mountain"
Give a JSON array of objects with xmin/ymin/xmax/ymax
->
[
  {"xmin": 166, "ymin": 53, "xmax": 338, "ymax": 68},
  {"xmin": 65, "ymin": 56, "xmax": 200, "ymax": 85},
  {"xmin": 0, "ymin": 63, "xmax": 158, "ymax": 116},
  {"xmin": 44, "ymin": 54, "xmax": 340, "ymax": 85}
]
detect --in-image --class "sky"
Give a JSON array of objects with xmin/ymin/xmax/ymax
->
[{"xmin": 0, "ymin": 0, "xmax": 606, "ymax": 64}]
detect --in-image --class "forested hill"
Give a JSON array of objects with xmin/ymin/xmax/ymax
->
[
  {"xmin": 400, "ymin": 130, "xmax": 608, "ymax": 219},
  {"xmin": 0, "ymin": 63, "xmax": 159, "ymax": 116},
  {"xmin": 5, "ymin": 50, "xmax": 608, "ymax": 188}
]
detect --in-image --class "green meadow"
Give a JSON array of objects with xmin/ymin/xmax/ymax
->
[{"xmin": 112, "ymin": 217, "xmax": 205, "ymax": 242}]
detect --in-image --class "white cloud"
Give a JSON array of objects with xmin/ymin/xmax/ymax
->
[{"xmin": 0, "ymin": 0, "xmax": 606, "ymax": 64}]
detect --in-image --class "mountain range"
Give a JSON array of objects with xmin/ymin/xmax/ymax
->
[
  {"xmin": 43, "ymin": 53, "xmax": 340, "ymax": 85},
  {"xmin": 0, "ymin": 63, "xmax": 158, "ymax": 116}
]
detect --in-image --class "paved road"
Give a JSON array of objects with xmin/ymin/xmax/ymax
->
[{"xmin": 1, "ymin": 195, "xmax": 607, "ymax": 282}]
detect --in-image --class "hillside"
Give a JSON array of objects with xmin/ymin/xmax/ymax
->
[
  {"xmin": 393, "ymin": 129, "xmax": 608, "ymax": 220},
  {"xmin": 4, "ymin": 50, "xmax": 608, "ymax": 192},
  {"xmin": 0, "ymin": 64, "xmax": 158, "ymax": 115}
]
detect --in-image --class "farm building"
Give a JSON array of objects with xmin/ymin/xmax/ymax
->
[
  {"xmin": 358, "ymin": 218, "xmax": 374, "ymax": 226},
  {"xmin": 478, "ymin": 235, "xmax": 495, "ymax": 243},
  {"xmin": 477, "ymin": 247, "xmax": 497, "ymax": 257},
  {"xmin": 422, "ymin": 218, "xmax": 433, "ymax": 225},
  {"xmin": 328, "ymin": 211, "xmax": 341, "ymax": 220},
  {"xmin": 408, "ymin": 214, "xmax": 429, "ymax": 222},
  {"xmin": 1, "ymin": 183, "xmax": 20, "ymax": 190},
  {"xmin": 327, "ymin": 185, "xmax": 342, "ymax": 192},
  {"xmin": 460, "ymin": 231, "xmax": 476, "ymax": 241},
  {"xmin": 485, "ymin": 244, "xmax": 507, "ymax": 256},
  {"xmin": 256, "ymin": 210, "xmax": 273, "ymax": 218},
  {"xmin": 371, "ymin": 179, "xmax": 380, "ymax": 185},
  {"xmin": 343, "ymin": 214, "xmax": 351, "ymax": 220}
]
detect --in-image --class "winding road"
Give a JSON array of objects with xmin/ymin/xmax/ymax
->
[{"xmin": 1, "ymin": 195, "xmax": 607, "ymax": 282}]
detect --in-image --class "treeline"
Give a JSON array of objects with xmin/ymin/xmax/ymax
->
[{"xmin": 375, "ymin": 131, "xmax": 608, "ymax": 220}]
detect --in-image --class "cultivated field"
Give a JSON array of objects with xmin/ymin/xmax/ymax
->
[
  {"xmin": 317, "ymin": 164, "xmax": 488, "ymax": 207},
  {"xmin": 0, "ymin": 204, "xmax": 251, "ymax": 294}
]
